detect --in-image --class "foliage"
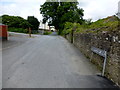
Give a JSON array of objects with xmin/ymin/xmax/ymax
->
[
  {"xmin": 62, "ymin": 22, "xmax": 73, "ymax": 34},
  {"xmin": 43, "ymin": 31, "xmax": 52, "ymax": 35},
  {"xmin": 2, "ymin": 15, "xmax": 30, "ymax": 29},
  {"xmin": 1, "ymin": 15, "xmax": 40, "ymax": 34},
  {"xmin": 27, "ymin": 16, "xmax": 40, "ymax": 30},
  {"xmin": 40, "ymin": 1, "xmax": 84, "ymax": 35},
  {"xmin": 88, "ymin": 16, "xmax": 119, "ymax": 29},
  {"xmin": 62, "ymin": 15, "xmax": 120, "ymax": 34},
  {"xmin": 84, "ymin": 18, "xmax": 92, "ymax": 25},
  {"xmin": 31, "ymin": 30, "xmax": 39, "ymax": 34},
  {"xmin": 8, "ymin": 27, "xmax": 28, "ymax": 33}
]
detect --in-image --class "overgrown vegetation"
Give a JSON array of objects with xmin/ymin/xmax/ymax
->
[
  {"xmin": 8, "ymin": 28, "xmax": 28, "ymax": 33},
  {"xmin": 1, "ymin": 15, "xmax": 39, "ymax": 34},
  {"xmin": 62, "ymin": 15, "xmax": 120, "ymax": 35},
  {"xmin": 43, "ymin": 31, "xmax": 52, "ymax": 35},
  {"xmin": 2, "ymin": 15, "xmax": 30, "ymax": 28}
]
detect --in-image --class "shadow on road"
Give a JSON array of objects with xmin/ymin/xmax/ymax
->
[{"xmin": 66, "ymin": 73, "xmax": 119, "ymax": 88}]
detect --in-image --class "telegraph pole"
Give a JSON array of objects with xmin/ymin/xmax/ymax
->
[{"xmin": 29, "ymin": 27, "xmax": 31, "ymax": 37}]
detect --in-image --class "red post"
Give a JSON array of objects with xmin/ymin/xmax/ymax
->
[{"xmin": 0, "ymin": 24, "xmax": 8, "ymax": 40}]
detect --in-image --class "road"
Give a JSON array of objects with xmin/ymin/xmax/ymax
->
[{"xmin": 2, "ymin": 33, "xmax": 119, "ymax": 88}]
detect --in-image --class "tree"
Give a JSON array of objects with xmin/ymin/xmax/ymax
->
[
  {"xmin": 2, "ymin": 15, "xmax": 30, "ymax": 29},
  {"xmin": 40, "ymin": 1, "xmax": 84, "ymax": 34},
  {"xmin": 84, "ymin": 18, "xmax": 92, "ymax": 25},
  {"xmin": 27, "ymin": 16, "xmax": 40, "ymax": 30}
]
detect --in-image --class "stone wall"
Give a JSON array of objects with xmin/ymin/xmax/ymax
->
[{"xmin": 65, "ymin": 29, "xmax": 120, "ymax": 86}]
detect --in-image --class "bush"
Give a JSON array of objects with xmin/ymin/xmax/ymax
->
[
  {"xmin": 43, "ymin": 31, "xmax": 52, "ymax": 35},
  {"xmin": 62, "ymin": 22, "xmax": 73, "ymax": 35},
  {"xmin": 8, "ymin": 27, "xmax": 28, "ymax": 33},
  {"xmin": 31, "ymin": 30, "xmax": 38, "ymax": 34},
  {"xmin": 62, "ymin": 16, "xmax": 120, "ymax": 34}
]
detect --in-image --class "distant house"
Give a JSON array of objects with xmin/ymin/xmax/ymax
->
[
  {"xmin": 39, "ymin": 20, "xmax": 49, "ymax": 31},
  {"xmin": 38, "ymin": 20, "xmax": 56, "ymax": 34},
  {"xmin": 0, "ymin": 23, "xmax": 8, "ymax": 40},
  {"xmin": 50, "ymin": 26, "xmax": 56, "ymax": 32}
]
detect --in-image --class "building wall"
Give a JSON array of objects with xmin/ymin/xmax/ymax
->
[{"xmin": 39, "ymin": 21, "xmax": 49, "ymax": 30}]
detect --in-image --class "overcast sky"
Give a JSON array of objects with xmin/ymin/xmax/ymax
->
[{"xmin": 0, "ymin": 0, "xmax": 119, "ymax": 22}]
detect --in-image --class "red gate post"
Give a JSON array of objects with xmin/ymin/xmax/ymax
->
[{"xmin": 0, "ymin": 24, "xmax": 8, "ymax": 40}]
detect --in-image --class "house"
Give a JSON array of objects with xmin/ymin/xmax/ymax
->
[
  {"xmin": 38, "ymin": 20, "xmax": 56, "ymax": 34},
  {"xmin": 39, "ymin": 20, "xmax": 49, "ymax": 31}
]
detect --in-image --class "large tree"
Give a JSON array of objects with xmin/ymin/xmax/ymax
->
[
  {"xmin": 40, "ymin": 1, "xmax": 84, "ymax": 34},
  {"xmin": 27, "ymin": 16, "xmax": 40, "ymax": 30}
]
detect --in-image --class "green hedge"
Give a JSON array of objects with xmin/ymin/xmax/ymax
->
[
  {"xmin": 8, "ymin": 27, "xmax": 28, "ymax": 33},
  {"xmin": 43, "ymin": 31, "xmax": 52, "ymax": 35}
]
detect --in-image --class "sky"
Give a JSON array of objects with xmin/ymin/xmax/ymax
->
[{"xmin": 0, "ymin": 0, "xmax": 120, "ymax": 22}]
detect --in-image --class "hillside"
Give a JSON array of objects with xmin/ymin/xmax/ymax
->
[{"xmin": 75, "ymin": 15, "xmax": 120, "ymax": 33}]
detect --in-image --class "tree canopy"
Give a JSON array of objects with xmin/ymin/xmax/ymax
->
[
  {"xmin": 40, "ymin": 1, "xmax": 84, "ymax": 34},
  {"xmin": 1, "ymin": 15, "xmax": 40, "ymax": 33},
  {"xmin": 2, "ymin": 15, "xmax": 30, "ymax": 29},
  {"xmin": 27, "ymin": 16, "xmax": 40, "ymax": 30}
]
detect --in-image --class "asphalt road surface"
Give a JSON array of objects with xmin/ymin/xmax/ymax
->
[{"xmin": 2, "ymin": 33, "xmax": 119, "ymax": 88}]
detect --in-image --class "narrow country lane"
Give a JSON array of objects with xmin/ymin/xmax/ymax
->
[{"xmin": 2, "ymin": 33, "xmax": 118, "ymax": 88}]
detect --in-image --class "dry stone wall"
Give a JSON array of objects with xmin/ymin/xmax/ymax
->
[{"xmin": 65, "ymin": 29, "xmax": 120, "ymax": 86}]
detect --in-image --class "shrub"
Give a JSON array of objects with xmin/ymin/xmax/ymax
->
[
  {"xmin": 62, "ymin": 16, "xmax": 120, "ymax": 34},
  {"xmin": 8, "ymin": 27, "xmax": 28, "ymax": 33},
  {"xmin": 43, "ymin": 31, "xmax": 52, "ymax": 35}
]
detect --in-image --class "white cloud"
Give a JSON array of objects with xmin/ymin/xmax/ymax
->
[
  {"xmin": 79, "ymin": 0, "xmax": 120, "ymax": 21},
  {"xmin": 0, "ymin": 0, "xmax": 46, "ymax": 21},
  {"xmin": 1, "ymin": 0, "xmax": 45, "ymax": 3},
  {"xmin": 0, "ymin": 0, "xmax": 120, "ymax": 22},
  {"xmin": 1, "ymin": 3, "xmax": 20, "ymax": 15}
]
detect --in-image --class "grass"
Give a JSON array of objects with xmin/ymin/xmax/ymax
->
[
  {"xmin": 43, "ymin": 31, "xmax": 52, "ymax": 35},
  {"xmin": 76, "ymin": 16, "xmax": 119, "ymax": 33},
  {"xmin": 8, "ymin": 27, "xmax": 28, "ymax": 33},
  {"xmin": 8, "ymin": 27, "xmax": 39, "ymax": 34},
  {"xmin": 63, "ymin": 15, "xmax": 120, "ymax": 34}
]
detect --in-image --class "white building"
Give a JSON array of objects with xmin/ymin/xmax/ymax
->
[
  {"xmin": 39, "ymin": 20, "xmax": 56, "ymax": 31},
  {"xmin": 39, "ymin": 20, "xmax": 49, "ymax": 30},
  {"xmin": 50, "ymin": 26, "xmax": 56, "ymax": 31}
]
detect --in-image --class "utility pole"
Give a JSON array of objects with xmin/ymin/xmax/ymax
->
[
  {"xmin": 29, "ymin": 27, "xmax": 31, "ymax": 37},
  {"xmin": 71, "ymin": 5, "xmax": 78, "ymax": 43}
]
